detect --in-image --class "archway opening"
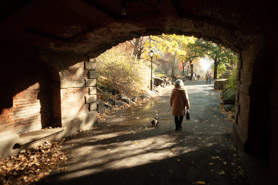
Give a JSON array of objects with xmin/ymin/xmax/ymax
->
[{"xmin": 94, "ymin": 34, "xmax": 238, "ymax": 103}]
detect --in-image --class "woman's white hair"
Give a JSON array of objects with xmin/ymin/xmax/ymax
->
[{"xmin": 174, "ymin": 79, "xmax": 184, "ymax": 88}]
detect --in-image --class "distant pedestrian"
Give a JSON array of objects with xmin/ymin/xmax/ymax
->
[
  {"xmin": 209, "ymin": 72, "xmax": 212, "ymax": 84},
  {"xmin": 206, "ymin": 72, "xmax": 209, "ymax": 84},
  {"xmin": 197, "ymin": 74, "xmax": 200, "ymax": 80},
  {"xmin": 170, "ymin": 79, "xmax": 190, "ymax": 130}
]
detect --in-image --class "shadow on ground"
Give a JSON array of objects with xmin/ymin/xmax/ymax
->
[
  {"xmin": 38, "ymin": 82, "xmax": 249, "ymax": 185},
  {"xmin": 38, "ymin": 127, "xmax": 248, "ymax": 185}
]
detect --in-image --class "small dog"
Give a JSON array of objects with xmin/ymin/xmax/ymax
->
[{"xmin": 151, "ymin": 116, "xmax": 159, "ymax": 127}]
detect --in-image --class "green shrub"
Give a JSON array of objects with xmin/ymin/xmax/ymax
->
[
  {"xmin": 223, "ymin": 67, "xmax": 237, "ymax": 91},
  {"xmin": 222, "ymin": 67, "xmax": 237, "ymax": 112}
]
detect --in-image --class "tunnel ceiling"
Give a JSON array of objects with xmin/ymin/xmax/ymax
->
[{"xmin": 0, "ymin": 0, "xmax": 277, "ymax": 57}]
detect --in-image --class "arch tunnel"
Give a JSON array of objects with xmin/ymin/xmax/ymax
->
[{"xmin": 0, "ymin": 0, "xmax": 278, "ymax": 183}]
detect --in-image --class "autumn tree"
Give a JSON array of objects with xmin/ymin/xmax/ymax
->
[
  {"xmin": 143, "ymin": 34, "xmax": 195, "ymax": 78},
  {"xmin": 130, "ymin": 37, "xmax": 146, "ymax": 59},
  {"xmin": 187, "ymin": 38, "xmax": 238, "ymax": 79},
  {"xmin": 157, "ymin": 53, "xmax": 174, "ymax": 74},
  {"xmin": 183, "ymin": 39, "xmax": 207, "ymax": 78}
]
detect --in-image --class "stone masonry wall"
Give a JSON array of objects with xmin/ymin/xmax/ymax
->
[
  {"xmin": 270, "ymin": 51, "xmax": 278, "ymax": 179},
  {"xmin": 59, "ymin": 58, "xmax": 98, "ymax": 136},
  {"xmin": 233, "ymin": 37, "xmax": 263, "ymax": 150},
  {"xmin": 234, "ymin": 36, "xmax": 278, "ymax": 181}
]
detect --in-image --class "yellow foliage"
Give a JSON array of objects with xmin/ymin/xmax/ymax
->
[{"xmin": 96, "ymin": 44, "xmax": 150, "ymax": 97}]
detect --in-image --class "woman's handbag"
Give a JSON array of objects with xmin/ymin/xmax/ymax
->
[{"xmin": 186, "ymin": 110, "xmax": 190, "ymax": 120}]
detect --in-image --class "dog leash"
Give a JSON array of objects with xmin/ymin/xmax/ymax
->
[{"xmin": 159, "ymin": 118, "xmax": 173, "ymax": 120}]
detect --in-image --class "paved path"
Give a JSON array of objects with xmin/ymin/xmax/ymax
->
[{"xmin": 38, "ymin": 81, "xmax": 249, "ymax": 185}]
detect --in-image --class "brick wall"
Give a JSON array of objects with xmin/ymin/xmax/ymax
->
[
  {"xmin": 59, "ymin": 62, "xmax": 87, "ymax": 123},
  {"xmin": 0, "ymin": 49, "xmax": 99, "ymax": 138},
  {"xmin": 13, "ymin": 83, "xmax": 41, "ymax": 132},
  {"xmin": 36, "ymin": 50, "xmax": 98, "ymax": 136},
  {"xmin": 0, "ymin": 48, "xmax": 98, "ymax": 159},
  {"xmin": 233, "ymin": 38, "xmax": 263, "ymax": 148},
  {"xmin": 59, "ymin": 58, "xmax": 98, "ymax": 135},
  {"xmin": 270, "ymin": 98, "xmax": 278, "ymax": 179},
  {"xmin": 234, "ymin": 37, "xmax": 277, "ymax": 163},
  {"xmin": 60, "ymin": 87, "xmax": 88, "ymax": 120},
  {"xmin": 0, "ymin": 57, "xmax": 53, "ymax": 137},
  {"xmin": 269, "ymin": 52, "xmax": 278, "ymax": 179}
]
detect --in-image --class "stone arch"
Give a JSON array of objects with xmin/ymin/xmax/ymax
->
[
  {"xmin": 83, "ymin": 24, "xmax": 244, "ymax": 59},
  {"xmin": 1, "ymin": 0, "xmax": 278, "ymax": 180}
]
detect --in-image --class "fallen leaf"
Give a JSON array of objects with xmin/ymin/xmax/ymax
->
[
  {"xmin": 218, "ymin": 170, "xmax": 225, "ymax": 175},
  {"xmin": 0, "ymin": 141, "xmax": 67, "ymax": 185},
  {"xmin": 194, "ymin": 181, "xmax": 206, "ymax": 184},
  {"xmin": 209, "ymin": 162, "xmax": 214, "ymax": 166}
]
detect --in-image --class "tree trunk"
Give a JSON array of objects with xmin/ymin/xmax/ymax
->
[
  {"xmin": 137, "ymin": 46, "xmax": 143, "ymax": 59},
  {"xmin": 190, "ymin": 62, "xmax": 194, "ymax": 80},
  {"xmin": 182, "ymin": 64, "xmax": 185, "ymax": 75},
  {"xmin": 172, "ymin": 52, "xmax": 178, "ymax": 77},
  {"xmin": 133, "ymin": 38, "xmax": 140, "ymax": 57},
  {"xmin": 214, "ymin": 58, "xmax": 218, "ymax": 79},
  {"xmin": 171, "ymin": 55, "xmax": 176, "ymax": 77},
  {"xmin": 136, "ymin": 37, "xmax": 145, "ymax": 59},
  {"xmin": 172, "ymin": 41, "xmax": 182, "ymax": 77}
]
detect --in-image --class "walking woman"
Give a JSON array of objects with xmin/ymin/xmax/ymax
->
[{"xmin": 170, "ymin": 79, "xmax": 190, "ymax": 130}]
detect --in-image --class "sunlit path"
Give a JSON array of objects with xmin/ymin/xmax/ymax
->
[{"xmin": 38, "ymin": 82, "xmax": 248, "ymax": 185}]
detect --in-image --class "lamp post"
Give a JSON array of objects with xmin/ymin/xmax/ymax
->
[{"xmin": 150, "ymin": 49, "xmax": 154, "ymax": 91}]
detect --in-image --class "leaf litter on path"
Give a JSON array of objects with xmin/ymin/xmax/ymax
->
[{"xmin": 0, "ymin": 141, "xmax": 67, "ymax": 185}]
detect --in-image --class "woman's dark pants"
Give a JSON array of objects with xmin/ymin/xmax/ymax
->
[{"xmin": 175, "ymin": 116, "xmax": 184, "ymax": 130}]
